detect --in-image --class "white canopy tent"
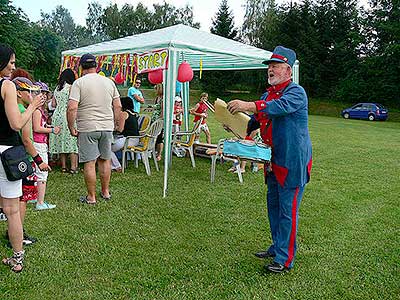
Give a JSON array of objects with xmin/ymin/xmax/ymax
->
[{"xmin": 62, "ymin": 24, "xmax": 299, "ymax": 197}]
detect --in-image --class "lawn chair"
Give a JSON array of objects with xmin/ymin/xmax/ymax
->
[
  {"xmin": 171, "ymin": 117, "xmax": 203, "ymax": 168},
  {"xmin": 121, "ymin": 119, "xmax": 164, "ymax": 175},
  {"xmin": 121, "ymin": 114, "xmax": 150, "ymax": 163},
  {"xmin": 138, "ymin": 115, "xmax": 151, "ymax": 134}
]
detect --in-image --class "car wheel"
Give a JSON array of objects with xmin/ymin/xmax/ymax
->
[
  {"xmin": 343, "ymin": 113, "xmax": 350, "ymax": 119},
  {"xmin": 368, "ymin": 114, "xmax": 375, "ymax": 121}
]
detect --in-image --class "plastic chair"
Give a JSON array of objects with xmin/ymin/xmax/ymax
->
[
  {"xmin": 121, "ymin": 119, "xmax": 164, "ymax": 175},
  {"xmin": 171, "ymin": 117, "xmax": 203, "ymax": 168},
  {"xmin": 138, "ymin": 115, "xmax": 151, "ymax": 134}
]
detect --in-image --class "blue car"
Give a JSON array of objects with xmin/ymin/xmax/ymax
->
[{"xmin": 341, "ymin": 103, "xmax": 388, "ymax": 121}]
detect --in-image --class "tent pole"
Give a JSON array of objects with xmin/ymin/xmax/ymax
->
[
  {"xmin": 163, "ymin": 49, "xmax": 178, "ymax": 197},
  {"xmin": 293, "ymin": 60, "xmax": 300, "ymax": 84},
  {"xmin": 183, "ymin": 81, "xmax": 190, "ymax": 132}
]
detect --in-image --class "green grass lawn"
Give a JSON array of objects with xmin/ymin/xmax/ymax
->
[{"xmin": 1, "ymin": 113, "xmax": 399, "ymax": 299}]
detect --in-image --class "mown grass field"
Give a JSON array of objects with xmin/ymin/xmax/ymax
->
[{"xmin": 1, "ymin": 102, "xmax": 399, "ymax": 299}]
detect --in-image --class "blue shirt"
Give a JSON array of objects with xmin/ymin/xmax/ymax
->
[{"xmin": 127, "ymin": 87, "xmax": 143, "ymax": 113}]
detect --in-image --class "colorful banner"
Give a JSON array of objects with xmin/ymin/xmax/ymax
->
[
  {"xmin": 136, "ymin": 49, "xmax": 169, "ymax": 74},
  {"xmin": 61, "ymin": 49, "xmax": 169, "ymax": 84}
]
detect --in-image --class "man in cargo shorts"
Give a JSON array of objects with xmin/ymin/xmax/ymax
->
[{"xmin": 67, "ymin": 53, "xmax": 122, "ymax": 204}]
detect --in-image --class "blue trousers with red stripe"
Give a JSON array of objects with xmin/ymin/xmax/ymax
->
[{"xmin": 266, "ymin": 173, "xmax": 305, "ymax": 269}]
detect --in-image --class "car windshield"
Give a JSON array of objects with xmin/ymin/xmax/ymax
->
[{"xmin": 376, "ymin": 103, "xmax": 385, "ymax": 109}]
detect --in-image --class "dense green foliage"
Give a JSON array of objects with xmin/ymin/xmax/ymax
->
[
  {"xmin": 0, "ymin": 0, "xmax": 398, "ymax": 108},
  {"xmin": 0, "ymin": 112, "xmax": 399, "ymax": 299},
  {"xmin": 241, "ymin": 0, "xmax": 400, "ymax": 108}
]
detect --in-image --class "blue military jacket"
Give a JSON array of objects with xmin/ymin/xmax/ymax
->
[{"xmin": 254, "ymin": 81, "xmax": 312, "ymax": 188}]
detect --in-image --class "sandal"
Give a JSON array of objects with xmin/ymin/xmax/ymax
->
[
  {"xmin": 2, "ymin": 250, "xmax": 24, "ymax": 273},
  {"xmin": 79, "ymin": 196, "xmax": 96, "ymax": 205},
  {"xmin": 70, "ymin": 169, "xmax": 79, "ymax": 174},
  {"xmin": 61, "ymin": 168, "xmax": 68, "ymax": 173},
  {"xmin": 100, "ymin": 192, "xmax": 112, "ymax": 201},
  {"xmin": 227, "ymin": 166, "xmax": 236, "ymax": 172}
]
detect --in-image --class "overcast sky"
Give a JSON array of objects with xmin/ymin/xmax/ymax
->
[{"xmin": 12, "ymin": 0, "xmax": 248, "ymax": 32}]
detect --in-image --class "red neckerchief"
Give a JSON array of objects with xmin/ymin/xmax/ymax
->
[
  {"xmin": 266, "ymin": 80, "xmax": 291, "ymax": 99},
  {"xmin": 259, "ymin": 80, "xmax": 292, "ymax": 146}
]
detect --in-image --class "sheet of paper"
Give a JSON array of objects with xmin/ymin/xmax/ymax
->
[{"xmin": 214, "ymin": 98, "xmax": 250, "ymax": 139}]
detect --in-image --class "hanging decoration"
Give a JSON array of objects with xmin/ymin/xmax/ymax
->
[
  {"xmin": 98, "ymin": 55, "xmax": 108, "ymax": 77},
  {"xmin": 114, "ymin": 54, "xmax": 125, "ymax": 85},
  {"xmin": 130, "ymin": 54, "xmax": 137, "ymax": 83},
  {"xmin": 177, "ymin": 61, "xmax": 193, "ymax": 82},
  {"xmin": 60, "ymin": 49, "xmax": 168, "ymax": 84},
  {"xmin": 148, "ymin": 69, "xmax": 163, "ymax": 85},
  {"xmin": 199, "ymin": 58, "xmax": 203, "ymax": 79},
  {"xmin": 110, "ymin": 54, "xmax": 117, "ymax": 79},
  {"xmin": 136, "ymin": 49, "xmax": 168, "ymax": 74}
]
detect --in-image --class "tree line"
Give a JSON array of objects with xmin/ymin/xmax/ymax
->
[{"xmin": 0, "ymin": 0, "xmax": 398, "ymax": 108}]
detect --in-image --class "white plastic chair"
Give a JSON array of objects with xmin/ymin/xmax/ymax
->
[
  {"xmin": 121, "ymin": 119, "xmax": 164, "ymax": 175},
  {"xmin": 171, "ymin": 118, "xmax": 203, "ymax": 168}
]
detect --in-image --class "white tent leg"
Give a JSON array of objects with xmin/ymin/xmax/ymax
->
[{"xmin": 163, "ymin": 49, "xmax": 178, "ymax": 197}]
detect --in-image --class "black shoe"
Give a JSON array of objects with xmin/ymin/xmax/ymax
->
[
  {"xmin": 23, "ymin": 233, "xmax": 37, "ymax": 246},
  {"xmin": 255, "ymin": 250, "xmax": 275, "ymax": 259},
  {"xmin": 5, "ymin": 230, "xmax": 37, "ymax": 246},
  {"xmin": 265, "ymin": 262, "xmax": 288, "ymax": 273}
]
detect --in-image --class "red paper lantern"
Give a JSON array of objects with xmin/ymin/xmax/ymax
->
[
  {"xmin": 115, "ymin": 72, "xmax": 125, "ymax": 85},
  {"xmin": 148, "ymin": 69, "xmax": 163, "ymax": 85},
  {"xmin": 177, "ymin": 61, "xmax": 193, "ymax": 82}
]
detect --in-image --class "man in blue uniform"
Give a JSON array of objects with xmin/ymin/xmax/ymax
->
[{"xmin": 227, "ymin": 46, "xmax": 312, "ymax": 273}]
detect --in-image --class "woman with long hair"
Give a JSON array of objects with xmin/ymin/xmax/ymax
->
[
  {"xmin": 49, "ymin": 68, "xmax": 79, "ymax": 173},
  {"xmin": 0, "ymin": 43, "xmax": 44, "ymax": 272}
]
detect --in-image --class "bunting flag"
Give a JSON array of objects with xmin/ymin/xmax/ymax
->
[
  {"xmin": 60, "ymin": 52, "xmax": 142, "ymax": 82},
  {"xmin": 130, "ymin": 54, "xmax": 137, "ymax": 83},
  {"xmin": 199, "ymin": 58, "xmax": 203, "ymax": 79}
]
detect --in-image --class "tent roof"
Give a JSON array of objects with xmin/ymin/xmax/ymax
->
[{"xmin": 62, "ymin": 24, "xmax": 272, "ymax": 71}]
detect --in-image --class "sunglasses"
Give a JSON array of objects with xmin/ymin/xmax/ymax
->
[
  {"xmin": 135, "ymin": 81, "xmax": 141, "ymax": 84},
  {"xmin": 19, "ymin": 88, "xmax": 41, "ymax": 96},
  {"xmin": 29, "ymin": 90, "xmax": 42, "ymax": 96}
]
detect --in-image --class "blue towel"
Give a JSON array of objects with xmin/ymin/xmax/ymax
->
[{"xmin": 223, "ymin": 140, "xmax": 271, "ymax": 162}]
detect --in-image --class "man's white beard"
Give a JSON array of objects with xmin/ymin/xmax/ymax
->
[{"xmin": 268, "ymin": 74, "xmax": 289, "ymax": 86}]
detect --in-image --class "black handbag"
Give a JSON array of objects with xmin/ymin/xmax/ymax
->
[{"xmin": 1, "ymin": 145, "xmax": 34, "ymax": 181}]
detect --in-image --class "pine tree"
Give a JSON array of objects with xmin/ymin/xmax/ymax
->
[{"xmin": 210, "ymin": 0, "xmax": 237, "ymax": 40}]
